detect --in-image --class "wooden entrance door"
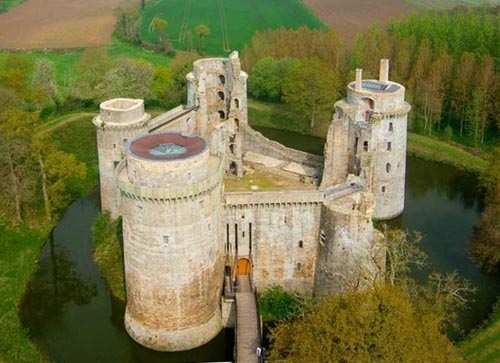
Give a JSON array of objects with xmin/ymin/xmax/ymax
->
[{"xmin": 237, "ymin": 258, "xmax": 251, "ymax": 275}]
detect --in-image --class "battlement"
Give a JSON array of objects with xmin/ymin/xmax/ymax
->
[{"xmin": 94, "ymin": 98, "xmax": 149, "ymax": 128}]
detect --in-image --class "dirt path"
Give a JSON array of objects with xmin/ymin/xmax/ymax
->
[
  {"xmin": 0, "ymin": 0, "xmax": 131, "ymax": 49},
  {"xmin": 303, "ymin": 0, "xmax": 415, "ymax": 41}
]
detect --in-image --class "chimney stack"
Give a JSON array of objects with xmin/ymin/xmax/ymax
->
[
  {"xmin": 379, "ymin": 59, "xmax": 389, "ymax": 83},
  {"xmin": 355, "ymin": 69, "xmax": 363, "ymax": 91}
]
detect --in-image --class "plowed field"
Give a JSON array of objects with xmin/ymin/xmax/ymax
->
[
  {"xmin": 0, "ymin": 0, "xmax": 128, "ymax": 49},
  {"xmin": 303, "ymin": 0, "xmax": 415, "ymax": 40}
]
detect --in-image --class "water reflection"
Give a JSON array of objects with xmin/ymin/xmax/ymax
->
[{"xmin": 20, "ymin": 192, "xmax": 234, "ymax": 363}]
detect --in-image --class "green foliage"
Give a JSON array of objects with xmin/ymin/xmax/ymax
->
[
  {"xmin": 92, "ymin": 212, "xmax": 126, "ymax": 302},
  {"xmin": 282, "ymin": 58, "xmax": 338, "ymax": 130},
  {"xmin": 443, "ymin": 124, "xmax": 454, "ymax": 141},
  {"xmin": 139, "ymin": 0, "xmax": 325, "ymax": 56},
  {"xmin": 115, "ymin": 5, "xmax": 141, "ymax": 44},
  {"xmin": 269, "ymin": 285, "xmax": 465, "ymax": 363},
  {"xmin": 248, "ymin": 57, "xmax": 300, "ymax": 102},
  {"xmin": 259, "ymin": 285, "xmax": 303, "ymax": 322}
]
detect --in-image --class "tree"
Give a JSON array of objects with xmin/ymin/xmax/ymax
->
[
  {"xmin": 451, "ymin": 53, "xmax": 476, "ymax": 137},
  {"xmin": 248, "ymin": 57, "xmax": 300, "ymax": 102},
  {"xmin": 259, "ymin": 285, "xmax": 305, "ymax": 322},
  {"xmin": 151, "ymin": 65, "xmax": 176, "ymax": 106},
  {"xmin": 149, "ymin": 16, "xmax": 173, "ymax": 55},
  {"xmin": 72, "ymin": 48, "xmax": 114, "ymax": 103},
  {"xmin": 31, "ymin": 58, "xmax": 58, "ymax": 107},
  {"xmin": 195, "ymin": 24, "xmax": 210, "ymax": 55},
  {"xmin": 282, "ymin": 58, "xmax": 337, "ymax": 129},
  {"xmin": 0, "ymin": 109, "xmax": 38, "ymax": 221},
  {"xmin": 31, "ymin": 137, "xmax": 86, "ymax": 221},
  {"xmin": 268, "ymin": 285, "xmax": 464, "ymax": 363},
  {"xmin": 99, "ymin": 58, "xmax": 153, "ymax": 100},
  {"xmin": 116, "ymin": 5, "xmax": 141, "ymax": 44}
]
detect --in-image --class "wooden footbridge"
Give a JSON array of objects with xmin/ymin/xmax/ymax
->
[{"xmin": 235, "ymin": 274, "xmax": 262, "ymax": 363}]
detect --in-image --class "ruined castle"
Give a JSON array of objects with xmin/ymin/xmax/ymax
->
[{"xmin": 93, "ymin": 53, "xmax": 410, "ymax": 352}]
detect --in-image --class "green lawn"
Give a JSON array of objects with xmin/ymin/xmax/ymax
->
[
  {"xmin": 139, "ymin": 0, "xmax": 325, "ymax": 56},
  {"xmin": 460, "ymin": 307, "xmax": 500, "ymax": 363}
]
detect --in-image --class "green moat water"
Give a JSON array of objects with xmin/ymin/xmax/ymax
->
[{"xmin": 19, "ymin": 127, "xmax": 498, "ymax": 361}]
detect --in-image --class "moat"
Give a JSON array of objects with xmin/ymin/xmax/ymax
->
[{"xmin": 19, "ymin": 128, "xmax": 498, "ymax": 362}]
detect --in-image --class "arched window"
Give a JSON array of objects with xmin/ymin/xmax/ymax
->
[
  {"xmin": 234, "ymin": 98, "xmax": 240, "ymax": 109},
  {"xmin": 386, "ymin": 163, "xmax": 391, "ymax": 173},
  {"xmin": 218, "ymin": 110, "xmax": 225, "ymax": 119},
  {"xmin": 218, "ymin": 91, "xmax": 225, "ymax": 101},
  {"xmin": 219, "ymin": 75, "xmax": 225, "ymax": 84}
]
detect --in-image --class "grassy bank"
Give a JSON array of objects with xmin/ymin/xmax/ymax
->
[
  {"xmin": 0, "ymin": 223, "xmax": 50, "ymax": 363},
  {"xmin": 0, "ymin": 114, "xmax": 99, "ymax": 363},
  {"xmin": 460, "ymin": 302, "xmax": 500, "ymax": 362},
  {"xmin": 92, "ymin": 213, "xmax": 126, "ymax": 302},
  {"xmin": 407, "ymin": 132, "xmax": 487, "ymax": 173}
]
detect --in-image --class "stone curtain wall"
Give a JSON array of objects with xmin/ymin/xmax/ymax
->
[{"xmin": 241, "ymin": 124, "xmax": 324, "ymax": 169}]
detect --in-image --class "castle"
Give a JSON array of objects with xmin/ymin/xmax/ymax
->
[{"xmin": 92, "ymin": 53, "xmax": 410, "ymax": 352}]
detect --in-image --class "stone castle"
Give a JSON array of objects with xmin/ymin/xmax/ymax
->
[{"xmin": 93, "ymin": 53, "xmax": 410, "ymax": 352}]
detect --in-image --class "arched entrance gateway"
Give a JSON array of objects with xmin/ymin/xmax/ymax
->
[{"xmin": 237, "ymin": 258, "xmax": 252, "ymax": 275}]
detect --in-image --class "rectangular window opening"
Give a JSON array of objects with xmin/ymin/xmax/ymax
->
[
  {"xmin": 387, "ymin": 142, "xmax": 392, "ymax": 151},
  {"xmin": 363, "ymin": 141, "xmax": 369, "ymax": 152},
  {"xmin": 389, "ymin": 123, "xmax": 393, "ymax": 132},
  {"xmin": 382, "ymin": 186, "xmax": 386, "ymax": 193},
  {"xmin": 299, "ymin": 240, "xmax": 303, "ymax": 248}
]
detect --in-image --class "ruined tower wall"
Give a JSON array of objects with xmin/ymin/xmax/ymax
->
[
  {"xmin": 93, "ymin": 98, "xmax": 150, "ymax": 218},
  {"xmin": 314, "ymin": 192, "xmax": 381, "ymax": 296},
  {"xmin": 119, "ymin": 134, "xmax": 225, "ymax": 351},
  {"xmin": 224, "ymin": 196, "xmax": 322, "ymax": 293}
]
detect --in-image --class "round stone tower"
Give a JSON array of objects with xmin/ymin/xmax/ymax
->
[
  {"xmin": 93, "ymin": 98, "xmax": 150, "ymax": 217},
  {"xmin": 117, "ymin": 132, "xmax": 225, "ymax": 351},
  {"xmin": 349, "ymin": 61, "xmax": 410, "ymax": 219}
]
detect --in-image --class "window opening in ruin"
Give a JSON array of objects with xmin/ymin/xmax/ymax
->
[
  {"xmin": 249, "ymin": 223, "xmax": 252, "ymax": 254},
  {"xmin": 389, "ymin": 122, "xmax": 393, "ymax": 131},
  {"xmin": 235, "ymin": 224, "xmax": 238, "ymax": 253},
  {"xmin": 235, "ymin": 99, "xmax": 240, "ymax": 109},
  {"xmin": 299, "ymin": 240, "xmax": 303, "ymax": 248},
  {"xmin": 163, "ymin": 235, "xmax": 170, "ymax": 246},
  {"xmin": 363, "ymin": 141, "xmax": 368, "ymax": 152},
  {"xmin": 387, "ymin": 142, "xmax": 392, "ymax": 151},
  {"xmin": 386, "ymin": 163, "xmax": 391, "ymax": 173},
  {"xmin": 382, "ymin": 186, "xmax": 386, "ymax": 193},
  {"xmin": 230, "ymin": 161, "xmax": 237, "ymax": 174},
  {"xmin": 242, "ymin": 230, "xmax": 245, "ymax": 238},
  {"xmin": 296, "ymin": 263, "xmax": 302, "ymax": 271},
  {"xmin": 284, "ymin": 216, "xmax": 287, "ymax": 224},
  {"xmin": 364, "ymin": 111, "xmax": 371, "ymax": 122},
  {"xmin": 336, "ymin": 107, "xmax": 344, "ymax": 118},
  {"xmin": 219, "ymin": 75, "xmax": 225, "ymax": 84},
  {"xmin": 218, "ymin": 91, "xmax": 225, "ymax": 101},
  {"xmin": 229, "ymin": 144, "xmax": 235, "ymax": 154},
  {"xmin": 320, "ymin": 229, "xmax": 326, "ymax": 245},
  {"xmin": 113, "ymin": 143, "xmax": 116, "ymax": 149},
  {"xmin": 218, "ymin": 110, "xmax": 225, "ymax": 119},
  {"xmin": 113, "ymin": 161, "xmax": 119, "ymax": 169},
  {"xmin": 226, "ymin": 224, "xmax": 230, "ymax": 253},
  {"xmin": 235, "ymin": 119, "xmax": 240, "ymax": 130},
  {"xmin": 123, "ymin": 138, "xmax": 128, "ymax": 147},
  {"xmin": 354, "ymin": 137, "xmax": 359, "ymax": 155}
]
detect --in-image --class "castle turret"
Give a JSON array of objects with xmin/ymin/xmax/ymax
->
[
  {"xmin": 93, "ymin": 98, "xmax": 150, "ymax": 217},
  {"xmin": 118, "ymin": 132, "xmax": 225, "ymax": 351},
  {"xmin": 323, "ymin": 60, "xmax": 411, "ymax": 220}
]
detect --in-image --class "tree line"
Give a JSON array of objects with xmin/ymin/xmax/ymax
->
[
  {"xmin": 242, "ymin": 6, "xmax": 500, "ymax": 147},
  {"xmin": 0, "ymin": 56, "xmax": 87, "ymax": 223}
]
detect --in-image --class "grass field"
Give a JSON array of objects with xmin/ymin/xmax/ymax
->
[
  {"xmin": 460, "ymin": 305, "xmax": 500, "ymax": 363},
  {"xmin": 139, "ymin": 0, "xmax": 325, "ymax": 56}
]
